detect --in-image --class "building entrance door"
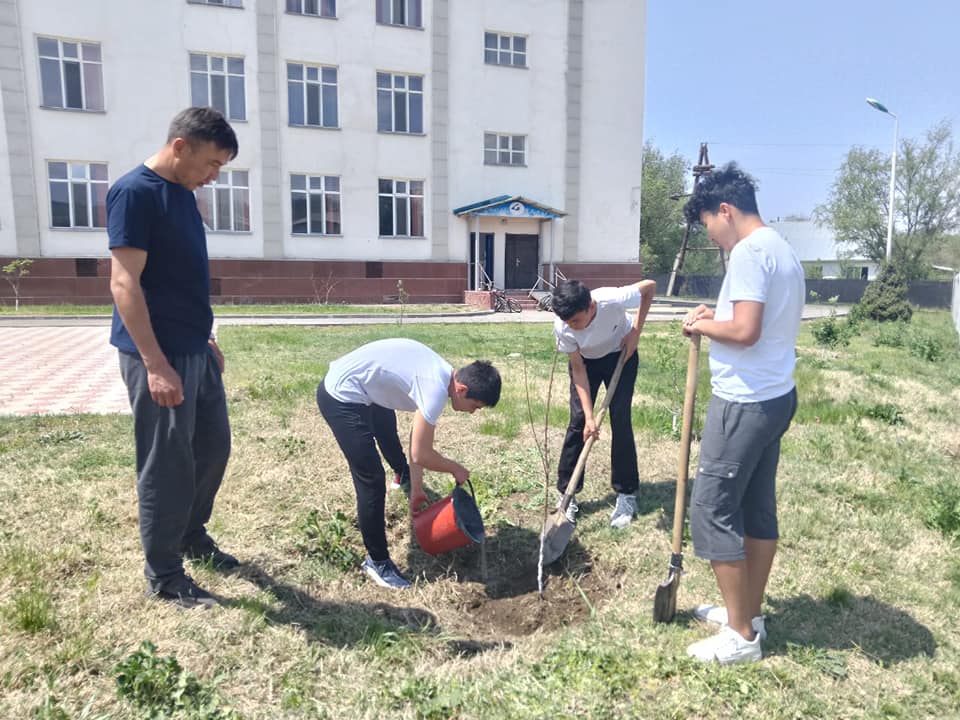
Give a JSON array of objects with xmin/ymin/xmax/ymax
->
[{"xmin": 504, "ymin": 234, "xmax": 539, "ymax": 289}]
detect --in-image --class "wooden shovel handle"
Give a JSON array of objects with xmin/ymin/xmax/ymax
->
[
  {"xmin": 558, "ymin": 347, "xmax": 630, "ymax": 511},
  {"xmin": 671, "ymin": 335, "xmax": 701, "ymax": 554}
]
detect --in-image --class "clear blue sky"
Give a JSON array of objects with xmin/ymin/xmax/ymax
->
[{"xmin": 643, "ymin": 0, "xmax": 960, "ymax": 219}]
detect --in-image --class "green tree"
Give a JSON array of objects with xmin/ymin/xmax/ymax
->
[
  {"xmin": 638, "ymin": 143, "xmax": 687, "ymax": 275},
  {"xmin": 638, "ymin": 143, "xmax": 718, "ymax": 275},
  {"xmin": 2, "ymin": 258, "xmax": 33, "ymax": 311},
  {"xmin": 815, "ymin": 121, "xmax": 960, "ymax": 280}
]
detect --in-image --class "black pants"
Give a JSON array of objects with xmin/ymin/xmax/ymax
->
[
  {"xmin": 316, "ymin": 381, "xmax": 408, "ymax": 562},
  {"xmin": 557, "ymin": 350, "xmax": 639, "ymax": 495},
  {"xmin": 119, "ymin": 349, "xmax": 231, "ymax": 589}
]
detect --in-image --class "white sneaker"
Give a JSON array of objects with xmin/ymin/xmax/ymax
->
[
  {"xmin": 609, "ymin": 493, "xmax": 637, "ymax": 529},
  {"xmin": 694, "ymin": 604, "xmax": 767, "ymax": 640},
  {"xmin": 556, "ymin": 491, "xmax": 578, "ymax": 524},
  {"xmin": 686, "ymin": 625, "xmax": 762, "ymax": 664}
]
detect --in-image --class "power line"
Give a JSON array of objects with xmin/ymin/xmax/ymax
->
[{"xmin": 708, "ymin": 141, "xmax": 880, "ymax": 149}]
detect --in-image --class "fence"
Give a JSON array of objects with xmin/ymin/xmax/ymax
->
[
  {"xmin": 651, "ymin": 274, "xmax": 954, "ymax": 309},
  {"xmin": 952, "ymin": 272, "xmax": 960, "ymax": 337}
]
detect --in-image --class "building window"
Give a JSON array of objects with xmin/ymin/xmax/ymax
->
[
  {"xmin": 378, "ymin": 178, "xmax": 423, "ymax": 237},
  {"xmin": 287, "ymin": 63, "xmax": 338, "ymax": 128},
  {"xmin": 376, "ymin": 0, "xmax": 422, "ymax": 28},
  {"xmin": 484, "ymin": 32, "xmax": 526, "ymax": 67},
  {"xmin": 37, "ymin": 37, "xmax": 104, "ymax": 111},
  {"xmin": 376, "ymin": 72, "xmax": 423, "ymax": 134},
  {"xmin": 196, "ymin": 170, "xmax": 250, "ymax": 232},
  {"xmin": 190, "ymin": 53, "xmax": 246, "ymax": 121},
  {"xmin": 286, "ymin": 0, "xmax": 335, "ymax": 17},
  {"xmin": 47, "ymin": 161, "xmax": 107, "ymax": 229},
  {"xmin": 484, "ymin": 133, "xmax": 526, "ymax": 166},
  {"xmin": 188, "ymin": 0, "xmax": 243, "ymax": 7},
  {"xmin": 291, "ymin": 174, "xmax": 341, "ymax": 235}
]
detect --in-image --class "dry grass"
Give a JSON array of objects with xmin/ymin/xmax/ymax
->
[{"xmin": 1, "ymin": 318, "xmax": 960, "ymax": 718}]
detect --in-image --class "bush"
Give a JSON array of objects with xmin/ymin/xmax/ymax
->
[
  {"xmin": 908, "ymin": 329, "xmax": 946, "ymax": 362},
  {"xmin": 855, "ymin": 263, "xmax": 913, "ymax": 322},
  {"xmin": 811, "ymin": 313, "xmax": 859, "ymax": 348},
  {"xmin": 873, "ymin": 321, "xmax": 908, "ymax": 348}
]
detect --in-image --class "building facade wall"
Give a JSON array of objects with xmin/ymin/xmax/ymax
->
[{"xmin": 1, "ymin": 0, "xmax": 645, "ymax": 300}]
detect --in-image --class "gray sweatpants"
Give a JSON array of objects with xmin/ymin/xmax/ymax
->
[{"xmin": 119, "ymin": 349, "xmax": 231, "ymax": 589}]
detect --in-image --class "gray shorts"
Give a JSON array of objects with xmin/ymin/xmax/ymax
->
[{"xmin": 690, "ymin": 388, "xmax": 797, "ymax": 562}]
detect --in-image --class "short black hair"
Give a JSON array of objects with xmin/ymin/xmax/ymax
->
[
  {"xmin": 167, "ymin": 107, "xmax": 239, "ymax": 160},
  {"xmin": 683, "ymin": 162, "xmax": 760, "ymax": 225},
  {"xmin": 455, "ymin": 360, "xmax": 501, "ymax": 407},
  {"xmin": 552, "ymin": 280, "xmax": 592, "ymax": 321}
]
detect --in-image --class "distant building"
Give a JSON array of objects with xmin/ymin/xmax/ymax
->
[
  {"xmin": 769, "ymin": 220, "xmax": 878, "ymax": 280},
  {"xmin": 0, "ymin": 0, "xmax": 646, "ymax": 304}
]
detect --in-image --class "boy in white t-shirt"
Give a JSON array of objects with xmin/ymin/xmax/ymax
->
[
  {"xmin": 680, "ymin": 163, "xmax": 804, "ymax": 665},
  {"xmin": 552, "ymin": 278, "xmax": 656, "ymax": 528},
  {"xmin": 317, "ymin": 338, "xmax": 501, "ymax": 589}
]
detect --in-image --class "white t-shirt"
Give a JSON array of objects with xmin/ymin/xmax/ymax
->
[
  {"xmin": 555, "ymin": 285, "xmax": 640, "ymax": 359},
  {"xmin": 709, "ymin": 226, "xmax": 805, "ymax": 402},
  {"xmin": 323, "ymin": 338, "xmax": 453, "ymax": 425}
]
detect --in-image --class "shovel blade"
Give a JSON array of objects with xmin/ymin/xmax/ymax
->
[
  {"xmin": 541, "ymin": 510, "xmax": 576, "ymax": 566},
  {"xmin": 652, "ymin": 570, "xmax": 680, "ymax": 624}
]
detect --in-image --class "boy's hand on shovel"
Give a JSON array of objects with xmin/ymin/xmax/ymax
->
[{"xmin": 582, "ymin": 417, "xmax": 599, "ymax": 442}]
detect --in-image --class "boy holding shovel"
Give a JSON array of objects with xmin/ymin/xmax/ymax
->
[
  {"xmin": 552, "ymin": 278, "xmax": 656, "ymax": 528},
  {"xmin": 680, "ymin": 163, "xmax": 804, "ymax": 664},
  {"xmin": 317, "ymin": 338, "xmax": 501, "ymax": 589}
]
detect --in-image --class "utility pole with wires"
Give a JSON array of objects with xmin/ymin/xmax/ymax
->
[{"xmin": 665, "ymin": 143, "xmax": 725, "ymax": 297}]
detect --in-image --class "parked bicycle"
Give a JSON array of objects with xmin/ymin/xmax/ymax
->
[{"xmin": 491, "ymin": 288, "xmax": 523, "ymax": 313}]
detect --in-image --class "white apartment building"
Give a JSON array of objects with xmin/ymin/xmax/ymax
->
[{"xmin": 0, "ymin": 0, "xmax": 646, "ymax": 301}]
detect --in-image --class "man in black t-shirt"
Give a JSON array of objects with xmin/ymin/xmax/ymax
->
[{"xmin": 109, "ymin": 107, "xmax": 239, "ymax": 609}]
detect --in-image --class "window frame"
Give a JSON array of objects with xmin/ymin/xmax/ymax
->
[
  {"xmin": 290, "ymin": 173, "xmax": 342, "ymax": 236},
  {"xmin": 285, "ymin": 0, "xmax": 336, "ymax": 18},
  {"xmin": 483, "ymin": 132, "xmax": 527, "ymax": 167},
  {"xmin": 483, "ymin": 31, "xmax": 527, "ymax": 68},
  {"xmin": 36, "ymin": 35, "xmax": 105, "ymax": 112},
  {"xmin": 195, "ymin": 169, "xmax": 252, "ymax": 233},
  {"xmin": 287, "ymin": 61, "xmax": 339, "ymax": 129},
  {"xmin": 376, "ymin": 71, "xmax": 424, "ymax": 135},
  {"xmin": 187, "ymin": 0, "xmax": 243, "ymax": 8},
  {"xmin": 378, "ymin": 177, "xmax": 425, "ymax": 238},
  {"xmin": 189, "ymin": 51, "xmax": 247, "ymax": 121},
  {"xmin": 375, "ymin": 0, "xmax": 423, "ymax": 29},
  {"xmin": 46, "ymin": 160, "xmax": 109, "ymax": 230}
]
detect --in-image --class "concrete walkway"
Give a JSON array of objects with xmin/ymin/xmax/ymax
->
[{"xmin": 0, "ymin": 303, "xmax": 844, "ymax": 416}]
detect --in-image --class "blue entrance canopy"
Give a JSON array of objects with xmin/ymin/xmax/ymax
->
[{"xmin": 452, "ymin": 195, "xmax": 566, "ymax": 219}]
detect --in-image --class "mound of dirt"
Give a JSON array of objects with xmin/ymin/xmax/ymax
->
[{"xmin": 397, "ymin": 513, "xmax": 618, "ymax": 639}]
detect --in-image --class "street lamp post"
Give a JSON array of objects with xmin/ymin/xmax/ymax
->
[{"xmin": 866, "ymin": 97, "xmax": 898, "ymax": 261}]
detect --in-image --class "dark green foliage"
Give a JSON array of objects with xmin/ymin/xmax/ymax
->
[
  {"xmin": 907, "ymin": 329, "xmax": 946, "ymax": 362},
  {"xmin": 923, "ymin": 481, "xmax": 960, "ymax": 543},
  {"xmin": 855, "ymin": 264, "xmax": 913, "ymax": 322},
  {"xmin": 114, "ymin": 641, "xmax": 240, "ymax": 720},
  {"xmin": 811, "ymin": 311, "xmax": 859, "ymax": 348},
  {"xmin": 863, "ymin": 403, "xmax": 905, "ymax": 426},
  {"xmin": 296, "ymin": 510, "xmax": 363, "ymax": 572}
]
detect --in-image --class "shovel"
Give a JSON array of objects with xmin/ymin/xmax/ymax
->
[
  {"xmin": 541, "ymin": 347, "xmax": 630, "ymax": 565},
  {"xmin": 653, "ymin": 334, "xmax": 701, "ymax": 623}
]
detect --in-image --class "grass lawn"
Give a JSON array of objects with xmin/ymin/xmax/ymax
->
[
  {"xmin": 1, "ymin": 312, "xmax": 959, "ymax": 718},
  {"xmin": 0, "ymin": 303, "xmax": 481, "ymax": 316}
]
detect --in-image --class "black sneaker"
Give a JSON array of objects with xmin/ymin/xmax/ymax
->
[
  {"xmin": 183, "ymin": 537, "xmax": 240, "ymax": 571},
  {"xmin": 146, "ymin": 575, "xmax": 217, "ymax": 610}
]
